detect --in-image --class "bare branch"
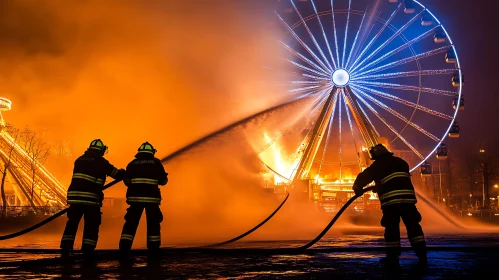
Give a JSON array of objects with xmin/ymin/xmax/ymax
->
[{"xmin": 16, "ymin": 127, "xmax": 51, "ymax": 203}]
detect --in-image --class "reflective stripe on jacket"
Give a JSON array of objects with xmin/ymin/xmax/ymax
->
[
  {"xmin": 124, "ymin": 154, "xmax": 168, "ymax": 205},
  {"xmin": 353, "ymin": 155, "xmax": 417, "ymax": 209},
  {"xmin": 66, "ymin": 150, "xmax": 120, "ymax": 207}
]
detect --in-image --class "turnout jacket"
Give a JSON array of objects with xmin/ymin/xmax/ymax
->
[
  {"xmin": 353, "ymin": 154, "xmax": 417, "ymax": 209},
  {"xmin": 67, "ymin": 150, "xmax": 121, "ymax": 207},
  {"xmin": 124, "ymin": 153, "xmax": 168, "ymax": 204}
]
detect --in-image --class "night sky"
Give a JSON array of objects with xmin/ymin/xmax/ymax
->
[{"xmin": 424, "ymin": 0, "xmax": 499, "ymax": 149}]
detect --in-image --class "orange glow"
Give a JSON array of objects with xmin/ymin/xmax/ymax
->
[
  {"xmin": 0, "ymin": 1, "xmax": 497, "ymax": 249},
  {"xmin": 260, "ymin": 132, "xmax": 300, "ymax": 184}
]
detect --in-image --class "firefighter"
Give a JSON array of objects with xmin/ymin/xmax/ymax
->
[
  {"xmin": 60, "ymin": 139, "xmax": 125, "ymax": 258},
  {"xmin": 119, "ymin": 142, "xmax": 168, "ymax": 255},
  {"xmin": 352, "ymin": 144, "xmax": 427, "ymax": 266}
]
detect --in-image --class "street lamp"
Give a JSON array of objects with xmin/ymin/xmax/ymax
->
[{"xmin": 494, "ymin": 184, "xmax": 498, "ymax": 189}]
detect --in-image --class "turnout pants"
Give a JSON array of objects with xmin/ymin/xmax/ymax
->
[
  {"xmin": 119, "ymin": 203, "xmax": 163, "ymax": 251},
  {"xmin": 381, "ymin": 204, "xmax": 427, "ymax": 259},
  {"xmin": 60, "ymin": 204, "xmax": 102, "ymax": 252}
]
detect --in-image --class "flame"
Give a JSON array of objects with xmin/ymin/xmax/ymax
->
[{"xmin": 261, "ymin": 133, "xmax": 298, "ymax": 184}]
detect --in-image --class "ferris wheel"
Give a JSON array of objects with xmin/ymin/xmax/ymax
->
[{"xmin": 263, "ymin": 0, "xmax": 464, "ymax": 182}]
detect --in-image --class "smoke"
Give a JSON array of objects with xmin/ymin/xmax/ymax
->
[
  {"xmin": 2, "ymin": 1, "xmax": 497, "ymax": 249},
  {"xmin": 0, "ymin": 0, "xmax": 334, "ymax": 246},
  {"xmin": 0, "ymin": 0, "xmax": 287, "ymax": 175}
]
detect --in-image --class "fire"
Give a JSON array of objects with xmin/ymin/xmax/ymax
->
[{"xmin": 261, "ymin": 133, "xmax": 299, "ymax": 184}]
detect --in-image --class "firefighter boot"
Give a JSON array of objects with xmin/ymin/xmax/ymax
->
[
  {"xmin": 380, "ymin": 251, "xmax": 400, "ymax": 267},
  {"xmin": 60, "ymin": 248, "xmax": 71, "ymax": 260},
  {"xmin": 416, "ymin": 249, "xmax": 428, "ymax": 266},
  {"xmin": 82, "ymin": 249, "xmax": 98, "ymax": 261},
  {"xmin": 119, "ymin": 240, "xmax": 133, "ymax": 260}
]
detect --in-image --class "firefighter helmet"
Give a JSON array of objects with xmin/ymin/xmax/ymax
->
[
  {"xmin": 138, "ymin": 142, "xmax": 156, "ymax": 155},
  {"xmin": 369, "ymin": 144, "xmax": 393, "ymax": 160},
  {"xmin": 88, "ymin": 139, "xmax": 108, "ymax": 155}
]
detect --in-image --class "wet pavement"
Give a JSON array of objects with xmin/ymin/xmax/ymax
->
[{"xmin": 1, "ymin": 234, "xmax": 498, "ymax": 279}]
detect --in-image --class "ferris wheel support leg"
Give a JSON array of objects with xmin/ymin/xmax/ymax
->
[
  {"xmin": 292, "ymin": 87, "xmax": 337, "ymax": 184},
  {"xmin": 344, "ymin": 87, "xmax": 379, "ymax": 149}
]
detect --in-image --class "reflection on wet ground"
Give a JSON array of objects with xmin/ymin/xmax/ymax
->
[{"xmin": 0, "ymin": 235, "xmax": 498, "ymax": 279}]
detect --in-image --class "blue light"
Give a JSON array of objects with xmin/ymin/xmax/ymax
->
[
  {"xmin": 332, "ymin": 69, "xmax": 350, "ymax": 87},
  {"xmin": 409, "ymin": 0, "xmax": 463, "ymax": 173}
]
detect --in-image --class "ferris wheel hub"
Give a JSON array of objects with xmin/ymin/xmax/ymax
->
[{"xmin": 331, "ymin": 69, "xmax": 350, "ymax": 87}]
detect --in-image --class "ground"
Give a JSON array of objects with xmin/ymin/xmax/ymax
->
[{"xmin": 0, "ymin": 234, "xmax": 498, "ymax": 279}]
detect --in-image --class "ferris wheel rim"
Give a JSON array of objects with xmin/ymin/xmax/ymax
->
[{"xmin": 410, "ymin": 0, "xmax": 463, "ymax": 172}]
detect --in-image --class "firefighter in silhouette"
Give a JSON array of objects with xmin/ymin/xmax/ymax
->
[
  {"xmin": 119, "ymin": 142, "xmax": 168, "ymax": 255},
  {"xmin": 60, "ymin": 139, "xmax": 125, "ymax": 257},
  {"xmin": 352, "ymin": 144, "xmax": 427, "ymax": 266}
]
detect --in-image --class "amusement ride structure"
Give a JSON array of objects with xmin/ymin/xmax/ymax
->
[
  {"xmin": 0, "ymin": 98, "xmax": 66, "ymax": 210},
  {"xmin": 259, "ymin": 0, "xmax": 464, "ymax": 211}
]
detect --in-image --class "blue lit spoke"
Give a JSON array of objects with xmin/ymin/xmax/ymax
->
[
  {"xmin": 351, "ymin": 83, "xmax": 452, "ymax": 120},
  {"xmin": 352, "ymin": 85, "xmax": 440, "ymax": 141},
  {"xmin": 293, "ymin": 89, "xmax": 326, "ymax": 102},
  {"xmin": 276, "ymin": 12, "xmax": 332, "ymax": 74},
  {"xmin": 289, "ymin": 0, "xmax": 333, "ymax": 72},
  {"xmin": 272, "ymin": 79, "xmax": 322, "ymax": 87},
  {"xmin": 348, "ymin": 11, "xmax": 378, "ymax": 70},
  {"xmin": 351, "ymin": 9, "xmax": 426, "ymax": 75},
  {"xmin": 309, "ymin": 86, "xmax": 334, "ymax": 116},
  {"xmin": 349, "ymin": 2, "xmax": 403, "ymax": 71},
  {"xmin": 338, "ymin": 89, "xmax": 343, "ymax": 179},
  {"xmin": 289, "ymin": 80, "xmax": 322, "ymax": 85},
  {"xmin": 349, "ymin": 87, "xmax": 424, "ymax": 159},
  {"xmin": 289, "ymin": 85, "xmax": 322, "ymax": 93},
  {"xmin": 287, "ymin": 60, "xmax": 331, "ymax": 78},
  {"xmin": 343, "ymin": 87, "xmax": 380, "ymax": 141},
  {"xmin": 331, "ymin": 0, "xmax": 341, "ymax": 68},
  {"xmin": 353, "ymin": 69, "xmax": 456, "ymax": 81},
  {"xmin": 309, "ymin": 95, "xmax": 328, "ymax": 116},
  {"xmin": 357, "ymin": 102, "xmax": 380, "ymax": 138},
  {"xmin": 343, "ymin": 91, "xmax": 361, "ymax": 169},
  {"xmin": 341, "ymin": 0, "xmax": 352, "ymax": 68},
  {"xmin": 258, "ymin": 90, "xmax": 330, "ymax": 155},
  {"xmin": 295, "ymin": 91, "xmax": 318, "ymax": 100},
  {"xmin": 281, "ymin": 41, "xmax": 331, "ymax": 75},
  {"xmin": 345, "ymin": 11, "xmax": 367, "ymax": 69},
  {"xmin": 353, "ymin": 80, "xmax": 457, "ymax": 97},
  {"xmin": 355, "ymin": 46, "xmax": 451, "ymax": 77},
  {"xmin": 318, "ymin": 89, "xmax": 340, "ymax": 176},
  {"xmin": 310, "ymin": 0, "xmax": 338, "ymax": 69},
  {"xmin": 356, "ymin": 25, "xmax": 440, "ymax": 74},
  {"xmin": 303, "ymin": 73, "xmax": 331, "ymax": 81}
]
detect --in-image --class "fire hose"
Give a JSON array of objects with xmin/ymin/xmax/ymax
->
[
  {"xmin": 0, "ymin": 186, "xmax": 371, "ymax": 255},
  {"xmin": 0, "ymin": 179, "xmax": 290, "ymax": 246},
  {"xmin": 0, "ymin": 179, "xmax": 123, "ymax": 241}
]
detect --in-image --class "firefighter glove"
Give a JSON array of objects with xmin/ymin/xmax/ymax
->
[
  {"xmin": 117, "ymin": 169, "xmax": 126, "ymax": 180},
  {"xmin": 353, "ymin": 185, "xmax": 363, "ymax": 196}
]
